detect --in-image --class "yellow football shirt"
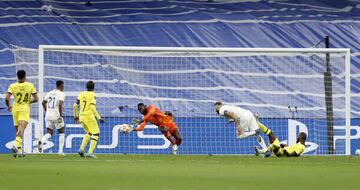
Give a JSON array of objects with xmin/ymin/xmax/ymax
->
[
  {"xmin": 76, "ymin": 91, "xmax": 100, "ymax": 119},
  {"xmin": 7, "ymin": 82, "xmax": 37, "ymax": 112},
  {"xmin": 284, "ymin": 142, "xmax": 305, "ymax": 156}
]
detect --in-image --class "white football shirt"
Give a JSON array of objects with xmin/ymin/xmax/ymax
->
[
  {"xmin": 44, "ymin": 89, "xmax": 65, "ymax": 120},
  {"xmin": 219, "ymin": 105, "xmax": 253, "ymax": 121},
  {"xmin": 219, "ymin": 105, "xmax": 259, "ymax": 132}
]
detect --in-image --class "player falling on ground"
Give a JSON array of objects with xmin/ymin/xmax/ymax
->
[
  {"xmin": 122, "ymin": 103, "xmax": 182, "ymax": 155},
  {"xmin": 73, "ymin": 81, "xmax": 104, "ymax": 158},
  {"xmin": 214, "ymin": 102, "xmax": 271, "ymax": 157},
  {"xmin": 5, "ymin": 70, "xmax": 38, "ymax": 157},
  {"xmin": 38, "ymin": 80, "xmax": 66, "ymax": 155},
  {"xmin": 255, "ymin": 120, "xmax": 307, "ymax": 157}
]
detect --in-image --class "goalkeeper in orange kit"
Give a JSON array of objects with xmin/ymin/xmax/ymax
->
[{"xmin": 122, "ymin": 103, "xmax": 182, "ymax": 155}]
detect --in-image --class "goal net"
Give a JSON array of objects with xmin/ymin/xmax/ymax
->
[{"xmin": 13, "ymin": 46, "xmax": 351, "ymax": 155}]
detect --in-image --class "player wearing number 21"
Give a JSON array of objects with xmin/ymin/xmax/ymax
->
[
  {"xmin": 73, "ymin": 81, "xmax": 104, "ymax": 158},
  {"xmin": 38, "ymin": 80, "xmax": 66, "ymax": 155},
  {"xmin": 5, "ymin": 70, "xmax": 38, "ymax": 157}
]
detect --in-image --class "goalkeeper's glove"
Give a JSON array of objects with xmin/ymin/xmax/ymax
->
[{"xmin": 132, "ymin": 118, "xmax": 141, "ymax": 125}]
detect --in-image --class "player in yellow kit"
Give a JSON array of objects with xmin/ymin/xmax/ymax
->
[
  {"xmin": 254, "ymin": 117, "xmax": 307, "ymax": 157},
  {"xmin": 5, "ymin": 70, "xmax": 38, "ymax": 157},
  {"xmin": 267, "ymin": 132, "xmax": 307, "ymax": 157},
  {"xmin": 73, "ymin": 81, "xmax": 104, "ymax": 158}
]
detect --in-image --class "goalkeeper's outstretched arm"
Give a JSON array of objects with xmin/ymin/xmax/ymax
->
[{"xmin": 134, "ymin": 121, "xmax": 146, "ymax": 131}]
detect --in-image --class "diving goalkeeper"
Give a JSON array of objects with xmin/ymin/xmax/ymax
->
[{"xmin": 121, "ymin": 103, "xmax": 182, "ymax": 155}]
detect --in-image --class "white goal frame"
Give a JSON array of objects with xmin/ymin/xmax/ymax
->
[{"xmin": 38, "ymin": 45, "xmax": 351, "ymax": 155}]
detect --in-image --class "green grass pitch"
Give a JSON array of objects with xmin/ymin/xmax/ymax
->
[{"xmin": 0, "ymin": 154, "xmax": 359, "ymax": 190}]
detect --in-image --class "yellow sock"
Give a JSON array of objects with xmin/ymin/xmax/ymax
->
[
  {"xmin": 88, "ymin": 135, "xmax": 99, "ymax": 154},
  {"xmin": 80, "ymin": 133, "xmax": 91, "ymax": 151},
  {"xmin": 15, "ymin": 136, "xmax": 22, "ymax": 152},
  {"xmin": 258, "ymin": 122, "xmax": 271, "ymax": 136}
]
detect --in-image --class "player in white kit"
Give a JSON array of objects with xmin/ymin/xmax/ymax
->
[
  {"xmin": 38, "ymin": 80, "xmax": 66, "ymax": 155},
  {"xmin": 214, "ymin": 102, "xmax": 271, "ymax": 157}
]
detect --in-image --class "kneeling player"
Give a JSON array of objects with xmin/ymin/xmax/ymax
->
[
  {"xmin": 123, "ymin": 103, "xmax": 182, "ymax": 155},
  {"xmin": 38, "ymin": 80, "xmax": 66, "ymax": 155},
  {"xmin": 214, "ymin": 102, "xmax": 271, "ymax": 156}
]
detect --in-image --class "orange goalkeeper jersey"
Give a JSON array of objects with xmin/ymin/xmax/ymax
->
[{"xmin": 134, "ymin": 105, "xmax": 176, "ymax": 132}]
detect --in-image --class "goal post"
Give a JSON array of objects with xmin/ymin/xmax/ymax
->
[{"xmin": 35, "ymin": 45, "xmax": 351, "ymax": 155}]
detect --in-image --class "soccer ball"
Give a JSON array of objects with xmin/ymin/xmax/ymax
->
[
  {"xmin": 356, "ymin": 149, "xmax": 360, "ymax": 156},
  {"xmin": 120, "ymin": 124, "xmax": 132, "ymax": 133}
]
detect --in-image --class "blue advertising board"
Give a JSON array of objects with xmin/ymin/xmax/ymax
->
[{"xmin": 1, "ymin": 115, "xmax": 359, "ymax": 155}]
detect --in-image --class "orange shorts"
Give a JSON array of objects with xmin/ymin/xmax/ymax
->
[{"xmin": 159, "ymin": 122, "xmax": 178, "ymax": 135}]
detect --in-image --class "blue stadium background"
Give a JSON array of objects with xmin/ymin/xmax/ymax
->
[{"xmin": 0, "ymin": 0, "xmax": 360, "ymax": 155}]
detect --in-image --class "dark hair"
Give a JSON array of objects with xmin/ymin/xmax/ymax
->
[
  {"xmin": 299, "ymin": 132, "xmax": 307, "ymax": 141},
  {"xmin": 137, "ymin": 103, "xmax": 145, "ymax": 108},
  {"xmin": 214, "ymin": 101, "xmax": 222, "ymax": 106},
  {"xmin": 86, "ymin": 81, "xmax": 95, "ymax": 90},
  {"xmin": 56, "ymin": 80, "xmax": 64, "ymax": 87},
  {"xmin": 17, "ymin": 70, "xmax": 26, "ymax": 79}
]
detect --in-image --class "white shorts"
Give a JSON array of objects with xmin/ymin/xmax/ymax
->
[
  {"xmin": 239, "ymin": 115, "xmax": 259, "ymax": 132},
  {"xmin": 46, "ymin": 119, "xmax": 65, "ymax": 130}
]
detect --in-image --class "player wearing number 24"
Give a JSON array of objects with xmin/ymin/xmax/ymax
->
[{"xmin": 5, "ymin": 70, "xmax": 38, "ymax": 158}]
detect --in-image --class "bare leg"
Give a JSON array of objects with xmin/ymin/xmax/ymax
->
[
  {"xmin": 172, "ymin": 128, "xmax": 182, "ymax": 145},
  {"xmin": 163, "ymin": 131, "xmax": 176, "ymax": 145}
]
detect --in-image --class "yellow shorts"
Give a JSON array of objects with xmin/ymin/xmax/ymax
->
[
  {"xmin": 12, "ymin": 110, "xmax": 30, "ymax": 126},
  {"xmin": 80, "ymin": 117, "xmax": 99, "ymax": 134},
  {"xmin": 269, "ymin": 138, "xmax": 284, "ymax": 157}
]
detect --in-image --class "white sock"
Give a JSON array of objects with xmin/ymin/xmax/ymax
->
[
  {"xmin": 256, "ymin": 134, "xmax": 268, "ymax": 151},
  {"xmin": 237, "ymin": 131, "xmax": 256, "ymax": 139},
  {"xmin": 41, "ymin": 133, "xmax": 51, "ymax": 144},
  {"xmin": 59, "ymin": 133, "xmax": 65, "ymax": 153}
]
